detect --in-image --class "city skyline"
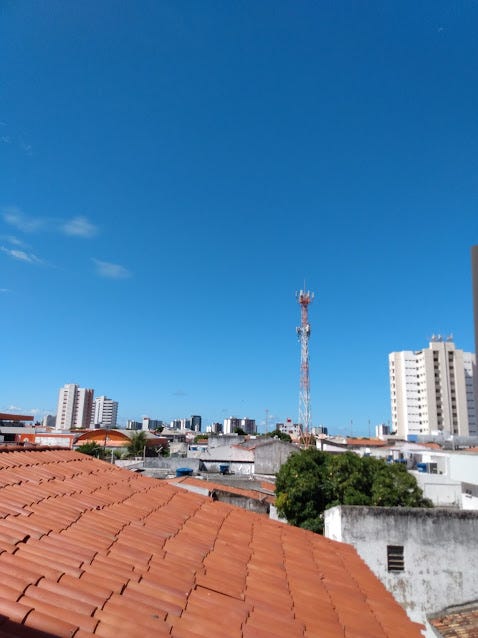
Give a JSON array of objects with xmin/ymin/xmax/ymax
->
[{"xmin": 2, "ymin": 3, "xmax": 478, "ymax": 435}]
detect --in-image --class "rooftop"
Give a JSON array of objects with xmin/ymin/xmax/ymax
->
[
  {"xmin": 0, "ymin": 448, "xmax": 424, "ymax": 637},
  {"xmin": 430, "ymin": 602, "xmax": 478, "ymax": 637},
  {"xmin": 168, "ymin": 476, "xmax": 275, "ymax": 505}
]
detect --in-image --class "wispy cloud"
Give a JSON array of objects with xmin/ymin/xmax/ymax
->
[
  {"xmin": 62, "ymin": 216, "xmax": 98, "ymax": 238},
  {"xmin": 1, "ymin": 235, "xmax": 26, "ymax": 247},
  {"xmin": 172, "ymin": 389, "xmax": 188, "ymax": 397},
  {"xmin": 2, "ymin": 207, "xmax": 46, "ymax": 233},
  {"xmin": 1, "ymin": 246, "xmax": 42, "ymax": 264},
  {"xmin": 2, "ymin": 207, "xmax": 98, "ymax": 239},
  {"xmin": 0, "ymin": 122, "xmax": 33, "ymax": 156},
  {"xmin": 0, "ymin": 288, "xmax": 10, "ymax": 293},
  {"xmin": 92, "ymin": 258, "xmax": 131, "ymax": 279}
]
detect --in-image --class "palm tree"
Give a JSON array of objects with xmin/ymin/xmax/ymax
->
[{"xmin": 127, "ymin": 431, "xmax": 148, "ymax": 457}]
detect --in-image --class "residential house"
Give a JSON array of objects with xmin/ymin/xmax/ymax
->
[{"xmin": 0, "ymin": 446, "xmax": 423, "ymax": 637}]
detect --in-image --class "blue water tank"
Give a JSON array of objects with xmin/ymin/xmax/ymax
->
[
  {"xmin": 219, "ymin": 464, "xmax": 230, "ymax": 474},
  {"xmin": 176, "ymin": 467, "xmax": 193, "ymax": 477}
]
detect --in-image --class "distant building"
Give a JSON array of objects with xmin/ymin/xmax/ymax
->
[
  {"xmin": 206, "ymin": 422, "xmax": 223, "ymax": 434},
  {"xmin": 0, "ymin": 413, "xmax": 34, "ymax": 426},
  {"xmin": 376, "ymin": 423, "xmax": 391, "ymax": 438},
  {"xmin": 126, "ymin": 420, "xmax": 142, "ymax": 430},
  {"xmin": 42, "ymin": 414, "xmax": 56, "ymax": 428},
  {"xmin": 191, "ymin": 415, "xmax": 202, "ymax": 432},
  {"xmin": 277, "ymin": 419, "xmax": 301, "ymax": 439},
  {"xmin": 142, "ymin": 417, "xmax": 164, "ymax": 431},
  {"xmin": 56, "ymin": 384, "xmax": 94, "ymax": 430},
  {"xmin": 389, "ymin": 337, "xmax": 477, "ymax": 439},
  {"xmin": 223, "ymin": 417, "xmax": 241, "ymax": 434},
  {"xmin": 223, "ymin": 417, "xmax": 256, "ymax": 435},
  {"xmin": 91, "ymin": 396, "xmax": 118, "ymax": 429},
  {"xmin": 240, "ymin": 418, "xmax": 256, "ymax": 435}
]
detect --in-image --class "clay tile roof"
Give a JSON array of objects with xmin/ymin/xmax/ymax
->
[
  {"xmin": 430, "ymin": 604, "xmax": 478, "ymax": 636},
  {"xmin": 346, "ymin": 438, "xmax": 388, "ymax": 447},
  {"xmin": 0, "ymin": 448, "xmax": 424, "ymax": 637},
  {"xmin": 168, "ymin": 476, "xmax": 275, "ymax": 504}
]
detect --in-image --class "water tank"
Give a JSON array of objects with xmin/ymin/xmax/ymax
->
[
  {"xmin": 175, "ymin": 467, "xmax": 193, "ymax": 477},
  {"xmin": 219, "ymin": 464, "xmax": 230, "ymax": 475}
]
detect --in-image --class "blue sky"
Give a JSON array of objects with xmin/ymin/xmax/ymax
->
[{"xmin": 1, "ymin": 1, "xmax": 478, "ymax": 434}]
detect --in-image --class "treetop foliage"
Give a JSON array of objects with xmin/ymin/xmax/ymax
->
[
  {"xmin": 275, "ymin": 449, "xmax": 432, "ymax": 534},
  {"xmin": 265, "ymin": 429, "xmax": 292, "ymax": 442}
]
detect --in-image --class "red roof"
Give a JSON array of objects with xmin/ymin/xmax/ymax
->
[
  {"xmin": 169, "ymin": 476, "xmax": 276, "ymax": 505},
  {"xmin": 346, "ymin": 438, "xmax": 388, "ymax": 447},
  {"xmin": 420, "ymin": 442, "xmax": 442, "ymax": 450},
  {"xmin": 0, "ymin": 448, "xmax": 424, "ymax": 637},
  {"xmin": 0, "ymin": 413, "xmax": 34, "ymax": 422},
  {"xmin": 430, "ymin": 606, "xmax": 478, "ymax": 636}
]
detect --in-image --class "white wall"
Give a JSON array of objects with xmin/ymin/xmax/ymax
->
[
  {"xmin": 325, "ymin": 506, "xmax": 478, "ymax": 638},
  {"xmin": 411, "ymin": 470, "xmax": 461, "ymax": 507}
]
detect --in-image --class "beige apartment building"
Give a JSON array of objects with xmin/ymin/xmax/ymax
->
[
  {"xmin": 56, "ymin": 383, "xmax": 94, "ymax": 430},
  {"xmin": 389, "ymin": 337, "xmax": 477, "ymax": 438}
]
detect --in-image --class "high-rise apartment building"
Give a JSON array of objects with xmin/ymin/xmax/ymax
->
[
  {"xmin": 56, "ymin": 384, "xmax": 94, "ymax": 430},
  {"xmin": 472, "ymin": 246, "xmax": 478, "ymax": 357},
  {"xmin": 191, "ymin": 415, "xmax": 202, "ymax": 432},
  {"xmin": 223, "ymin": 417, "xmax": 256, "ymax": 435},
  {"xmin": 91, "ymin": 396, "xmax": 118, "ymax": 429},
  {"xmin": 389, "ymin": 337, "xmax": 477, "ymax": 439}
]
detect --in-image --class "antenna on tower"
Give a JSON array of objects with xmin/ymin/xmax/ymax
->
[{"xmin": 296, "ymin": 288, "xmax": 314, "ymax": 441}]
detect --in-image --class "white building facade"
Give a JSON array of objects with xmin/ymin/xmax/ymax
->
[
  {"xmin": 56, "ymin": 384, "xmax": 94, "ymax": 430},
  {"xmin": 389, "ymin": 338, "xmax": 477, "ymax": 438},
  {"xmin": 223, "ymin": 417, "xmax": 256, "ymax": 435},
  {"xmin": 91, "ymin": 396, "xmax": 118, "ymax": 429}
]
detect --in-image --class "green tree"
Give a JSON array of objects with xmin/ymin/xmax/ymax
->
[
  {"xmin": 76, "ymin": 442, "xmax": 105, "ymax": 459},
  {"xmin": 275, "ymin": 449, "xmax": 432, "ymax": 534},
  {"xmin": 127, "ymin": 431, "xmax": 148, "ymax": 457},
  {"xmin": 265, "ymin": 429, "xmax": 292, "ymax": 442}
]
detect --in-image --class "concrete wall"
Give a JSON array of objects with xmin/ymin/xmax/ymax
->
[
  {"xmin": 253, "ymin": 441, "xmax": 296, "ymax": 474},
  {"xmin": 411, "ymin": 470, "xmax": 462, "ymax": 507},
  {"xmin": 207, "ymin": 434, "xmax": 245, "ymax": 449},
  {"xmin": 324, "ymin": 506, "xmax": 478, "ymax": 637},
  {"xmin": 200, "ymin": 460, "xmax": 254, "ymax": 475},
  {"xmin": 449, "ymin": 453, "xmax": 478, "ymax": 484},
  {"xmin": 212, "ymin": 491, "xmax": 270, "ymax": 514},
  {"xmin": 143, "ymin": 457, "xmax": 202, "ymax": 472},
  {"xmin": 461, "ymin": 481, "xmax": 478, "ymax": 510}
]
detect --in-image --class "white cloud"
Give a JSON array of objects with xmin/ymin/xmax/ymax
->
[
  {"xmin": 2, "ymin": 207, "xmax": 46, "ymax": 233},
  {"xmin": 0, "ymin": 288, "xmax": 10, "ymax": 293},
  {"xmin": 62, "ymin": 216, "xmax": 98, "ymax": 238},
  {"xmin": 92, "ymin": 258, "xmax": 131, "ymax": 279},
  {"xmin": 1, "ymin": 246, "xmax": 42, "ymax": 264},
  {"xmin": 2, "ymin": 235, "xmax": 26, "ymax": 247}
]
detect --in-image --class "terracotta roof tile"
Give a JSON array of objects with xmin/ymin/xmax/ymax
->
[{"xmin": 0, "ymin": 448, "xmax": 424, "ymax": 638}]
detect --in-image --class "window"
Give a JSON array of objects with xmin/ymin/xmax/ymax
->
[{"xmin": 387, "ymin": 545, "xmax": 404, "ymax": 572}]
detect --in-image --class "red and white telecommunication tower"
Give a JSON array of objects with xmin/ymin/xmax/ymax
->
[{"xmin": 296, "ymin": 289, "xmax": 314, "ymax": 434}]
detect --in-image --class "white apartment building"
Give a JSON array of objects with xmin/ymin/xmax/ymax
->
[
  {"xmin": 56, "ymin": 384, "xmax": 94, "ymax": 430},
  {"xmin": 223, "ymin": 417, "xmax": 256, "ymax": 435},
  {"xmin": 91, "ymin": 396, "xmax": 118, "ymax": 429},
  {"xmin": 389, "ymin": 337, "xmax": 477, "ymax": 438}
]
